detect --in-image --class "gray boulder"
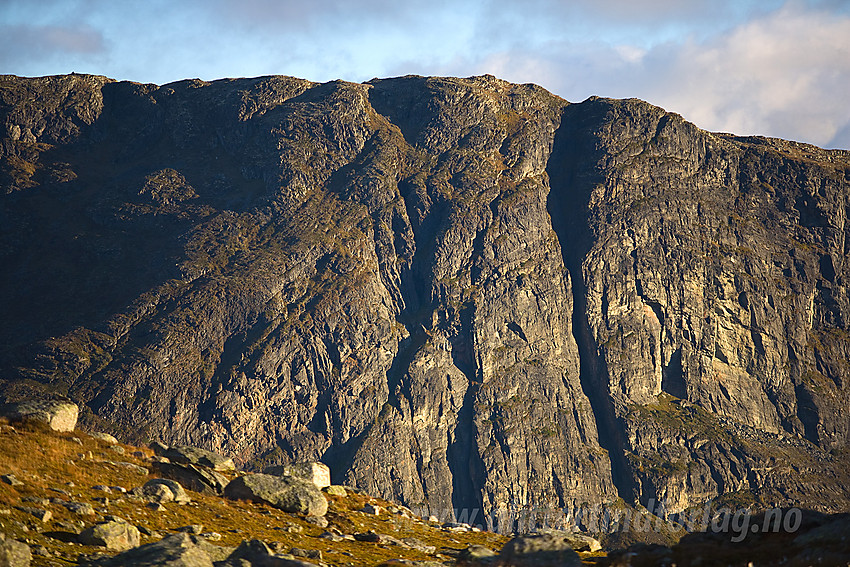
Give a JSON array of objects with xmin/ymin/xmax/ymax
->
[
  {"xmin": 458, "ymin": 544, "xmax": 497, "ymax": 562},
  {"xmin": 152, "ymin": 444, "xmax": 235, "ymax": 472},
  {"xmin": 89, "ymin": 533, "xmax": 214, "ymax": 566},
  {"xmin": 78, "ymin": 518, "xmax": 140, "ymax": 551},
  {"xmin": 1, "ymin": 400, "xmax": 78, "ymax": 432},
  {"xmin": 498, "ymin": 533, "xmax": 583, "ymax": 567},
  {"xmin": 262, "ymin": 462, "xmax": 330, "ymax": 489},
  {"xmin": 0, "ymin": 532, "xmax": 31, "ymax": 567},
  {"xmin": 223, "ymin": 539, "xmax": 317, "ymax": 567},
  {"xmin": 88, "ymin": 432, "xmax": 119, "ymax": 444},
  {"xmin": 224, "ymin": 474, "xmax": 328, "ymax": 516},
  {"xmin": 0, "ymin": 474, "xmax": 23, "ymax": 487},
  {"xmin": 152, "ymin": 461, "xmax": 228, "ymax": 495},
  {"xmin": 525, "ymin": 530, "xmax": 601, "ymax": 553},
  {"xmin": 142, "ymin": 479, "xmax": 191, "ymax": 504}
]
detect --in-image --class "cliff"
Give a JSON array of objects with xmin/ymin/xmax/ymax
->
[{"xmin": 1, "ymin": 73, "xmax": 849, "ymax": 523}]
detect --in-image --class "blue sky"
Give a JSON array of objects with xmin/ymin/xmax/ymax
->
[{"xmin": 2, "ymin": 0, "xmax": 849, "ymax": 149}]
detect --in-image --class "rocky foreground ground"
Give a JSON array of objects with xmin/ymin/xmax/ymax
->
[
  {"xmin": 0, "ymin": 402, "xmax": 608, "ymax": 566},
  {"xmin": 2, "ymin": 402, "xmax": 850, "ymax": 566}
]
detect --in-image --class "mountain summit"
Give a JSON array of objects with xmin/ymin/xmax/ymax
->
[{"xmin": 1, "ymin": 73, "xmax": 849, "ymax": 523}]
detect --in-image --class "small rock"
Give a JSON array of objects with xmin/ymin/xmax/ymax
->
[
  {"xmin": 319, "ymin": 531, "xmax": 344, "ymax": 542},
  {"xmin": 304, "ymin": 514, "xmax": 328, "ymax": 528},
  {"xmin": 323, "ymin": 485, "xmax": 347, "ymax": 497},
  {"xmin": 547, "ymin": 530, "xmax": 601, "ymax": 553},
  {"xmin": 443, "ymin": 521, "xmax": 471, "ymax": 530},
  {"xmin": 110, "ymin": 486, "xmax": 127, "ymax": 493},
  {"xmin": 30, "ymin": 544, "xmax": 50, "ymax": 557},
  {"xmin": 177, "ymin": 524, "xmax": 204, "ymax": 534},
  {"xmin": 92, "ymin": 485, "xmax": 112, "ymax": 493},
  {"xmin": 20, "ymin": 497, "xmax": 49, "ymax": 506},
  {"xmin": 354, "ymin": 530, "xmax": 386, "ymax": 543},
  {"xmin": 362, "ymin": 503, "xmax": 382, "ymax": 515},
  {"xmin": 401, "ymin": 537, "xmax": 436, "ymax": 554},
  {"xmin": 152, "ymin": 444, "xmax": 235, "ymax": 472},
  {"xmin": 459, "ymin": 544, "xmax": 497, "ymax": 561},
  {"xmin": 1, "ymin": 474, "xmax": 23, "ymax": 487},
  {"xmin": 14, "ymin": 507, "xmax": 51, "ymax": 522},
  {"xmin": 89, "ymin": 432, "xmax": 119, "ymax": 444},
  {"xmin": 142, "ymin": 478, "xmax": 191, "ymax": 504},
  {"xmin": 291, "ymin": 547, "xmax": 323, "ymax": 560},
  {"xmin": 109, "ymin": 445, "xmax": 126, "ymax": 455},
  {"xmin": 146, "ymin": 502, "xmax": 166, "ymax": 511},
  {"xmin": 78, "ymin": 518, "xmax": 140, "ymax": 551},
  {"xmin": 201, "ymin": 532, "xmax": 222, "ymax": 541}
]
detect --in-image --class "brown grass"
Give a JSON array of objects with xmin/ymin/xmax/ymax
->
[{"xmin": 0, "ymin": 418, "xmax": 510, "ymax": 566}]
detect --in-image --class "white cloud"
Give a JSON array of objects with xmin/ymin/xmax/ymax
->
[
  {"xmin": 636, "ymin": 2, "xmax": 850, "ymax": 148},
  {"xmin": 433, "ymin": 1, "xmax": 850, "ymax": 149}
]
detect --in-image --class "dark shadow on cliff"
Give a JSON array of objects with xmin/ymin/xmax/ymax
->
[{"xmin": 546, "ymin": 99, "xmax": 637, "ymax": 504}]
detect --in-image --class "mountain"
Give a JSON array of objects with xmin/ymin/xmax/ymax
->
[{"xmin": 2, "ymin": 73, "xmax": 849, "ymax": 525}]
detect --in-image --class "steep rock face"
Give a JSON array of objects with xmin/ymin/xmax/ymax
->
[
  {"xmin": 550, "ymin": 98, "xmax": 850, "ymax": 511},
  {"xmin": 1, "ymin": 73, "xmax": 849, "ymax": 521}
]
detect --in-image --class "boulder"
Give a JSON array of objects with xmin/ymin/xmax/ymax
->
[
  {"xmin": 0, "ymin": 532, "xmax": 31, "ymax": 567},
  {"xmin": 152, "ymin": 444, "xmax": 235, "ymax": 472},
  {"xmin": 224, "ymin": 474, "xmax": 328, "ymax": 516},
  {"xmin": 78, "ymin": 518, "xmax": 140, "ymax": 551},
  {"xmin": 13, "ymin": 507, "xmax": 50, "ymax": 522},
  {"xmin": 458, "ymin": 544, "xmax": 497, "ymax": 561},
  {"xmin": 262, "ymin": 462, "xmax": 330, "ymax": 489},
  {"xmin": 88, "ymin": 432, "xmax": 119, "ymax": 444},
  {"xmin": 1, "ymin": 400, "xmax": 78, "ymax": 432},
  {"xmin": 498, "ymin": 533, "xmax": 583, "ymax": 567},
  {"xmin": 225, "ymin": 539, "xmax": 317, "ymax": 567},
  {"xmin": 142, "ymin": 479, "xmax": 191, "ymax": 504},
  {"xmin": 152, "ymin": 461, "xmax": 228, "ymax": 495},
  {"xmin": 89, "ymin": 532, "xmax": 214, "ymax": 566},
  {"xmin": 533, "ymin": 530, "xmax": 601, "ymax": 553},
  {"xmin": 0, "ymin": 475, "xmax": 23, "ymax": 487}
]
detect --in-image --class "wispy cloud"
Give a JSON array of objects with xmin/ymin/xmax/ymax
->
[
  {"xmin": 429, "ymin": 1, "xmax": 850, "ymax": 149},
  {"xmin": 0, "ymin": 23, "xmax": 105, "ymax": 70}
]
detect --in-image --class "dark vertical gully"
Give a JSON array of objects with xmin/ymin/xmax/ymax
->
[
  {"xmin": 445, "ymin": 201, "xmax": 492, "ymax": 525},
  {"xmin": 546, "ymin": 101, "xmax": 637, "ymax": 503}
]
